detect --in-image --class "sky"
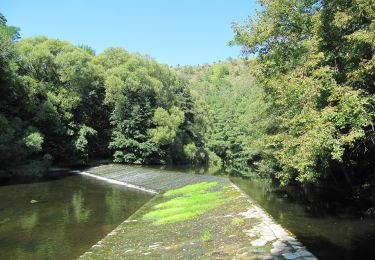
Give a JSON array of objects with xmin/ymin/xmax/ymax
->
[{"xmin": 1, "ymin": 0, "xmax": 258, "ymax": 66}]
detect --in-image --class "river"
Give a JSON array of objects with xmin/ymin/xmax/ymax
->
[
  {"xmin": 0, "ymin": 173, "xmax": 152, "ymax": 259},
  {"xmin": 1, "ymin": 166, "xmax": 375, "ymax": 259},
  {"xmin": 229, "ymin": 176, "xmax": 375, "ymax": 260}
]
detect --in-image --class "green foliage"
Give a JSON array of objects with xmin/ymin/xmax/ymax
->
[
  {"xmin": 74, "ymin": 125, "xmax": 97, "ymax": 162},
  {"xmin": 0, "ymin": 13, "xmax": 199, "ymax": 177},
  {"xmin": 149, "ymin": 106, "xmax": 185, "ymax": 146},
  {"xmin": 24, "ymin": 132, "xmax": 44, "ymax": 152},
  {"xmin": 231, "ymin": 0, "xmax": 375, "ymax": 184},
  {"xmin": 0, "ymin": 12, "xmax": 19, "ymax": 41},
  {"xmin": 207, "ymin": 150, "xmax": 223, "ymax": 168},
  {"xmin": 1, "ymin": 4, "xmax": 373, "ymax": 188},
  {"xmin": 0, "ymin": 28, "xmax": 14, "ymax": 72},
  {"xmin": 175, "ymin": 59, "xmax": 271, "ymax": 170},
  {"xmin": 12, "ymin": 36, "xmax": 106, "ymax": 165},
  {"xmin": 99, "ymin": 48, "xmax": 196, "ymax": 164},
  {"xmin": 183, "ymin": 143, "xmax": 198, "ymax": 161},
  {"xmin": 0, "ymin": 115, "xmax": 27, "ymax": 167}
]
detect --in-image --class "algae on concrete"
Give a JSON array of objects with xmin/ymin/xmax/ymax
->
[
  {"xmin": 79, "ymin": 174, "xmax": 316, "ymax": 259},
  {"xmin": 143, "ymin": 182, "xmax": 224, "ymax": 225}
]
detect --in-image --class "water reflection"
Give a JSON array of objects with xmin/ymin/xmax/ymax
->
[
  {"xmin": 230, "ymin": 176, "xmax": 375, "ymax": 260},
  {"xmin": 105, "ymin": 189, "xmax": 126, "ymax": 223},
  {"xmin": 72, "ymin": 191, "xmax": 91, "ymax": 223},
  {"xmin": 0, "ymin": 174, "xmax": 152, "ymax": 260},
  {"xmin": 20, "ymin": 212, "xmax": 38, "ymax": 231}
]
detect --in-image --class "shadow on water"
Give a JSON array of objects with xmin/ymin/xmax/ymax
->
[
  {"xmin": 229, "ymin": 175, "xmax": 375, "ymax": 260},
  {"xmin": 3, "ymin": 163, "xmax": 374, "ymax": 259},
  {"xmin": 144, "ymin": 163, "xmax": 375, "ymax": 259},
  {"xmin": 0, "ymin": 172, "xmax": 152, "ymax": 260},
  {"xmin": 299, "ymin": 231, "xmax": 375, "ymax": 260}
]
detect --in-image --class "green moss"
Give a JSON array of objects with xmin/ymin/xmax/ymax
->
[
  {"xmin": 231, "ymin": 217, "xmax": 244, "ymax": 226},
  {"xmin": 154, "ymin": 192, "xmax": 222, "ymax": 209},
  {"xmin": 143, "ymin": 182, "xmax": 224, "ymax": 225},
  {"xmin": 201, "ymin": 230, "xmax": 212, "ymax": 242},
  {"xmin": 164, "ymin": 181, "xmax": 218, "ymax": 197},
  {"xmin": 79, "ymin": 180, "xmax": 280, "ymax": 260}
]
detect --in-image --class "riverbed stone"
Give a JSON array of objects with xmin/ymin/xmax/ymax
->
[
  {"xmin": 272, "ymin": 241, "xmax": 288, "ymax": 248},
  {"xmin": 282, "ymin": 252, "xmax": 300, "ymax": 259},
  {"xmin": 262, "ymin": 235, "xmax": 276, "ymax": 242},
  {"xmin": 303, "ymin": 257, "xmax": 318, "ymax": 260},
  {"xmin": 270, "ymin": 224, "xmax": 289, "ymax": 237},
  {"xmin": 288, "ymin": 240, "xmax": 302, "ymax": 246},
  {"xmin": 251, "ymin": 239, "xmax": 267, "ymax": 247},
  {"xmin": 238, "ymin": 208, "xmax": 259, "ymax": 218},
  {"xmin": 296, "ymin": 249, "xmax": 313, "ymax": 257},
  {"xmin": 271, "ymin": 247, "xmax": 289, "ymax": 255},
  {"xmin": 292, "ymin": 245, "xmax": 304, "ymax": 250}
]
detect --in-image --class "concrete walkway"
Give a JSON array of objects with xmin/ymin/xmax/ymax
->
[{"xmin": 78, "ymin": 164, "xmax": 317, "ymax": 260}]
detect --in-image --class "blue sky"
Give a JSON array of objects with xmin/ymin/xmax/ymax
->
[{"xmin": 2, "ymin": 0, "xmax": 258, "ymax": 66}]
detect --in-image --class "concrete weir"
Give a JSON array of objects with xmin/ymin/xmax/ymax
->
[{"xmin": 78, "ymin": 164, "xmax": 317, "ymax": 259}]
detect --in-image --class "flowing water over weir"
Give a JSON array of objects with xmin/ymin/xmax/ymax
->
[
  {"xmin": 78, "ymin": 164, "xmax": 317, "ymax": 259},
  {"xmin": 80, "ymin": 164, "xmax": 226, "ymax": 193}
]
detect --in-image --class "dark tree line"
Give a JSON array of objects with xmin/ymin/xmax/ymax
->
[
  {"xmin": 0, "ymin": 15, "xmax": 206, "ymax": 179},
  {"xmin": 1, "ymin": 0, "xmax": 374, "ymax": 188}
]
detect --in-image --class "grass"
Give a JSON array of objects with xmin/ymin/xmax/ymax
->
[{"xmin": 143, "ymin": 181, "xmax": 223, "ymax": 225}]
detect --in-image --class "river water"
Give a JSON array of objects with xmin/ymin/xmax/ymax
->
[
  {"xmin": 0, "ymin": 173, "xmax": 152, "ymax": 260},
  {"xmin": 230, "ymin": 176, "xmax": 375, "ymax": 260},
  {"xmin": 1, "ymin": 166, "xmax": 375, "ymax": 259}
]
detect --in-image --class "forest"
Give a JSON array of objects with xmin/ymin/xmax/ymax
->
[{"xmin": 1, "ymin": 0, "xmax": 374, "ymax": 190}]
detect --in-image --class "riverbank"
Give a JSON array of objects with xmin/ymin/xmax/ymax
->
[{"xmin": 78, "ymin": 164, "xmax": 316, "ymax": 259}]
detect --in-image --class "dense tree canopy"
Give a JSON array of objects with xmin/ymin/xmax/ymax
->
[
  {"xmin": 1, "ymin": 0, "xmax": 374, "ymax": 188},
  {"xmin": 175, "ymin": 59, "xmax": 272, "ymax": 173},
  {"xmin": 231, "ymin": 0, "xmax": 374, "ymax": 184},
  {"xmin": 0, "ymin": 13, "xmax": 200, "ymax": 179}
]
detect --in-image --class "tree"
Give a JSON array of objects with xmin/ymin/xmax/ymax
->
[
  {"xmin": 231, "ymin": 0, "xmax": 375, "ymax": 184},
  {"xmin": 98, "ymin": 49, "xmax": 197, "ymax": 164}
]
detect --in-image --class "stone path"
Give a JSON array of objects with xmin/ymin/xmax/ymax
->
[{"xmin": 77, "ymin": 164, "xmax": 317, "ymax": 259}]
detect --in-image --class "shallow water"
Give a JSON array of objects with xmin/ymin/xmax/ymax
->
[{"xmin": 0, "ymin": 173, "xmax": 152, "ymax": 260}]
